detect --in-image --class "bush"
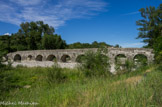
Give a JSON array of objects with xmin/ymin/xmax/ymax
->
[
  {"xmin": 79, "ymin": 48, "xmax": 111, "ymax": 77},
  {"xmin": 46, "ymin": 65, "xmax": 67, "ymax": 84}
]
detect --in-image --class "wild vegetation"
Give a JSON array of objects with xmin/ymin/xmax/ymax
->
[
  {"xmin": 0, "ymin": 63, "xmax": 162, "ymax": 106},
  {"xmin": 0, "ymin": 3, "xmax": 161, "ymax": 107}
]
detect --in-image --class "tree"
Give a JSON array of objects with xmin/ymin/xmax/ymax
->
[
  {"xmin": 154, "ymin": 36, "xmax": 162, "ymax": 64},
  {"xmin": 53, "ymin": 34, "xmax": 67, "ymax": 49},
  {"xmin": 137, "ymin": 4, "xmax": 162, "ymax": 64},
  {"xmin": 0, "ymin": 21, "xmax": 67, "ymax": 51},
  {"xmin": 10, "ymin": 33, "xmax": 27, "ymax": 51},
  {"xmin": 114, "ymin": 44, "xmax": 121, "ymax": 48},
  {"xmin": 92, "ymin": 41, "xmax": 98, "ymax": 48},
  {"xmin": 42, "ymin": 34, "xmax": 67, "ymax": 49},
  {"xmin": 15, "ymin": 21, "xmax": 55, "ymax": 50},
  {"xmin": 136, "ymin": 4, "xmax": 162, "ymax": 48},
  {"xmin": 68, "ymin": 41, "xmax": 111, "ymax": 49}
]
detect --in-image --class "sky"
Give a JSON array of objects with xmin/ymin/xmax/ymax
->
[{"xmin": 0, "ymin": 0, "xmax": 161, "ymax": 48}]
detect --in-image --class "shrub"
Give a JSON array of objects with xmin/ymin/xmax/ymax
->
[{"xmin": 79, "ymin": 48, "xmax": 111, "ymax": 77}]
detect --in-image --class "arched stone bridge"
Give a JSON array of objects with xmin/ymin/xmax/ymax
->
[{"xmin": 6, "ymin": 48, "xmax": 154, "ymax": 72}]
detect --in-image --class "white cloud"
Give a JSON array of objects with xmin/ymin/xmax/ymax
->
[
  {"xmin": 4, "ymin": 33, "xmax": 11, "ymax": 35},
  {"xmin": 0, "ymin": 0, "xmax": 107, "ymax": 28},
  {"xmin": 121, "ymin": 42, "xmax": 145, "ymax": 48}
]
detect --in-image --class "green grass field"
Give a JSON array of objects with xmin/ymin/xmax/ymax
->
[{"xmin": 0, "ymin": 65, "xmax": 162, "ymax": 107}]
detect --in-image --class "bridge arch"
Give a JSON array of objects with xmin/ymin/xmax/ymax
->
[
  {"xmin": 14, "ymin": 54, "xmax": 21, "ymax": 62},
  {"xmin": 46, "ymin": 55, "xmax": 56, "ymax": 61},
  {"xmin": 27, "ymin": 55, "xmax": 32, "ymax": 61},
  {"xmin": 115, "ymin": 54, "xmax": 127, "ymax": 64},
  {"xmin": 61, "ymin": 54, "xmax": 71, "ymax": 62},
  {"xmin": 76, "ymin": 54, "xmax": 85, "ymax": 63},
  {"xmin": 36, "ymin": 55, "xmax": 43, "ymax": 61},
  {"xmin": 133, "ymin": 54, "xmax": 148, "ymax": 65}
]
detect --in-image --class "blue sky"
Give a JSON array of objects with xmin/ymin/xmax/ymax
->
[{"xmin": 0, "ymin": 0, "xmax": 161, "ymax": 47}]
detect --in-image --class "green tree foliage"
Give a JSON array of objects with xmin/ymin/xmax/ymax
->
[
  {"xmin": 0, "ymin": 35, "xmax": 11, "ymax": 53},
  {"xmin": 136, "ymin": 4, "xmax": 162, "ymax": 48},
  {"xmin": 0, "ymin": 21, "xmax": 67, "ymax": 53},
  {"xmin": 12, "ymin": 21, "xmax": 55, "ymax": 50},
  {"xmin": 68, "ymin": 41, "xmax": 111, "ymax": 49},
  {"xmin": 42, "ymin": 34, "xmax": 67, "ymax": 49},
  {"xmin": 114, "ymin": 44, "xmax": 122, "ymax": 48},
  {"xmin": 10, "ymin": 33, "xmax": 27, "ymax": 51},
  {"xmin": 154, "ymin": 36, "xmax": 162, "ymax": 64},
  {"xmin": 42, "ymin": 34, "xmax": 55, "ymax": 49},
  {"xmin": 137, "ymin": 4, "xmax": 162, "ymax": 63}
]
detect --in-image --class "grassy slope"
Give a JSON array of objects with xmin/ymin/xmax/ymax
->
[{"xmin": 1, "ymin": 65, "xmax": 162, "ymax": 107}]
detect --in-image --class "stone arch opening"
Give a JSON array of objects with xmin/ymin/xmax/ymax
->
[
  {"xmin": 46, "ymin": 55, "xmax": 56, "ymax": 61},
  {"xmin": 115, "ymin": 54, "xmax": 126, "ymax": 64},
  {"xmin": 61, "ymin": 55, "xmax": 71, "ymax": 62},
  {"xmin": 76, "ymin": 54, "xmax": 85, "ymax": 63},
  {"xmin": 36, "ymin": 55, "xmax": 43, "ymax": 61},
  {"xmin": 133, "ymin": 54, "xmax": 147, "ymax": 66},
  {"xmin": 14, "ymin": 54, "xmax": 21, "ymax": 62},
  {"xmin": 27, "ymin": 55, "xmax": 32, "ymax": 61}
]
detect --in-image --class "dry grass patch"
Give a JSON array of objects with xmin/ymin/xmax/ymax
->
[{"xmin": 112, "ymin": 76, "xmax": 143, "ymax": 86}]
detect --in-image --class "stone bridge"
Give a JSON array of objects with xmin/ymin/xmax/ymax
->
[{"xmin": 6, "ymin": 48, "xmax": 154, "ymax": 72}]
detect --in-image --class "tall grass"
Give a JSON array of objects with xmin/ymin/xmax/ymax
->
[
  {"xmin": 46, "ymin": 65, "xmax": 67, "ymax": 85},
  {"xmin": 0, "ymin": 64, "xmax": 161, "ymax": 106}
]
